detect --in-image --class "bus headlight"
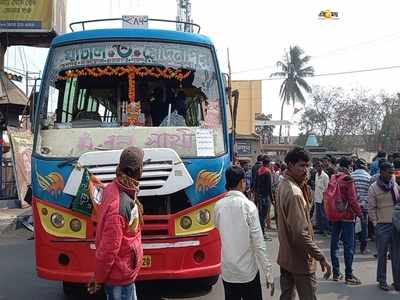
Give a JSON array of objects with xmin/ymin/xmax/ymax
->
[
  {"xmin": 50, "ymin": 213, "xmax": 65, "ymax": 228},
  {"xmin": 197, "ymin": 209, "xmax": 211, "ymax": 225},
  {"xmin": 70, "ymin": 218, "xmax": 82, "ymax": 232},
  {"xmin": 180, "ymin": 216, "xmax": 192, "ymax": 230}
]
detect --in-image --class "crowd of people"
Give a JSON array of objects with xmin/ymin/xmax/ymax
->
[
  {"xmin": 220, "ymin": 148, "xmax": 400, "ymax": 299},
  {"xmin": 88, "ymin": 145, "xmax": 400, "ymax": 300}
]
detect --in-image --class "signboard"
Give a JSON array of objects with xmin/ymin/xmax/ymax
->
[
  {"xmin": 237, "ymin": 142, "xmax": 252, "ymax": 155},
  {"xmin": 51, "ymin": 41, "xmax": 214, "ymax": 81},
  {"xmin": 0, "ymin": 0, "xmax": 53, "ymax": 31},
  {"xmin": 122, "ymin": 15, "xmax": 148, "ymax": 29},
  {"xmin": 8, "ymin": 127, "xmax": 33, "ymax": 208},
  {"xmin": 39, "ymin": 126, "xmax": 225, "ymax": 158}
]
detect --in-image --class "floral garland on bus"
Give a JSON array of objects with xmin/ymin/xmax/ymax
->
[{"xmin": 57, "ymin": 66, "xmax": 192, "ymax": 102}]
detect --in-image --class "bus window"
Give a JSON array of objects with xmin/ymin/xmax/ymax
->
[{"xmin": 37, "ymin": 41, "xmax": 226, "ymax": 158}]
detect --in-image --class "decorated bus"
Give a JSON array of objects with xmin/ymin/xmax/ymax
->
[{"xmin": 31, "ymin": 18, "xmax": 231, "ymax": 296}]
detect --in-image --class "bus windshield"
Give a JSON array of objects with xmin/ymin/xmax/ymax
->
[{"xmin": 36, "ymin": 41, "xmax": 225, "ymax": 158}]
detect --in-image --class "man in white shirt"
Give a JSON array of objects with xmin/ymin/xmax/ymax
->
[
  {"xmin": 314, "ymin": 160, "xmax": 330, "ymax": 235},
  {"xmin": 214, "ymin": 166, "xmax": 275, "ymax": 300}
]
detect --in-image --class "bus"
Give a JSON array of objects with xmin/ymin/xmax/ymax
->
[{"xmin": 31, "ymin": 18, "xmax": 232, "ymax": 296}]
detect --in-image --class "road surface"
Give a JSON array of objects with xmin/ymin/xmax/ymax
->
[{"xmin": 0, "ymin": 228, "xmax": 399, "ymax": 300}]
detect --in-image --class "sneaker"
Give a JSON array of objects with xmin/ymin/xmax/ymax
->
[
  {"xmin": 379, "ymin": 282, "xmax": 390, "ymax": 291},
  {"xmin": 391, "ymin": 283, "xmax": 400, "ymax": 291},
  {"xmin": 333, "ymin": 273, "xmax": 344, "ymax": 282},
  {"xmin": 346, "ymin": 275, "xmax": 362, "ymax": 285},
  {"xmin": 361, "ymin": 249, "xmax": 370, "ymax": 255}
]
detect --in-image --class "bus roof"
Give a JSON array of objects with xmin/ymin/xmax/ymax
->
[{"xmin": 52, "ymin": 28, "xmax": 214, "ymax": 47}]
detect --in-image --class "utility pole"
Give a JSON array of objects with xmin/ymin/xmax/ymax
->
[
  {"xmin": 176, "ymin": 0, "xmax": 193, "ymax": 32},
  {"xmin": 0, "ymin": 40, "xmax": 7, "ymax": 197},
  {"xmin": 25, "ymin": 70, "xmax": 29, "ymax": 96}
]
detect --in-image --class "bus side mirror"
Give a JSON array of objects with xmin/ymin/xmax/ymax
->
[
  {"xmin": 30, "ymin": 79, "xmax": 41, "ymax": 133},
  {"xmin": 0, "ymin": 111, "xmax": 6, "ymax": 131}
]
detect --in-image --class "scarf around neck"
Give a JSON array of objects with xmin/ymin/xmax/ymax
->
[
  {"xmin": 377, "ymin": 176, "xmax": 399, "ymax": 205},
  {"xmin": 116, "ymin": 167, "xmax": 144, "ymax": 227}
]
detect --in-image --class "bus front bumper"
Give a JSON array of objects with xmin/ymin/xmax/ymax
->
[{"xmin": 36, "ymin": 228, "xmax": 221, "ymax": 283}]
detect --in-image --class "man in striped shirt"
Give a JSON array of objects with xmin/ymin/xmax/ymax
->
[{"xmin": 352, "ymin": 158, "xmax": 372, "ymax": 254}]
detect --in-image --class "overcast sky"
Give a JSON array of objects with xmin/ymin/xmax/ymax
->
[{"xmin": 7, "ymin": 0, "xmax": 400, "ymax": 134}]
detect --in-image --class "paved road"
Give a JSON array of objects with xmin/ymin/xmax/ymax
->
[{"xmin": 1, "ymin": 227, "xmax": 400, "ymax": 300}]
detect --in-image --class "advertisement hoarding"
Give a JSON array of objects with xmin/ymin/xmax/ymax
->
[{"xmin": 0, "ymin": 0, "xmax": 65, "ymax": 34}]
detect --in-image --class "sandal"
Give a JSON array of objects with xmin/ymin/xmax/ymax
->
[
  {"xmin": 379, "ymin": 282, "xmax": 390, "ymax": 291},
  {"xmin": 346, "ymin": 275, "xmax": 362, "ymax": 285}
]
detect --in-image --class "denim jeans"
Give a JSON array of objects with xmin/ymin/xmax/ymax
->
[
  {"xmin": 315, "ymin": 202, "xmax": 330, "ymax": 233},
  {"xmin": 104, "ymin": 283, "xmax": 137, "ymax": 300},
  {"xmin": 330, "ymin": 221, "xmax": 355, "ymax": 278}
]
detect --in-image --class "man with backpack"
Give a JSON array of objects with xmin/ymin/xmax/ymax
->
[
  {"xmin": 368, "ymin": 162, "xmax": 400, "ymax": 291},
  {"xmin": 327, "ymin": 156, "xmax": 362, "ymax": 285}
]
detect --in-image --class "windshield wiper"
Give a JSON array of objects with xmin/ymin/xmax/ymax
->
[{"xmin": 58, "ymin": 157, "xmax": 79, "ymax": 167}]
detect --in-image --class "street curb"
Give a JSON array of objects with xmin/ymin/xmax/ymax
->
[
  {"xmin": 0, "ymin": 217, "xmax": 17, "ymax": 234},
  {"xmin": 0, "ymin": 208, "xmax": 31, "ymax": 234}
]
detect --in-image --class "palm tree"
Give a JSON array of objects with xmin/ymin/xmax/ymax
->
[{"xmin": 270, "ymin": 45, "xmax": 314, "ymax": 143}]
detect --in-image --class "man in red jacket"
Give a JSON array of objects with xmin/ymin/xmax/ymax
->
[
  {"xmin": 89, "ymin": 146, "xmax": 144, "ymax": 300},
  {"xmin": 330, "ymin": 156, "xmax": 363, "ymax": 285}
]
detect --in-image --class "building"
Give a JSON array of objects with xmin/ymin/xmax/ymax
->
[{"xmin": 231, "ymin": 80, "xmax": 262, "ymax": 163}]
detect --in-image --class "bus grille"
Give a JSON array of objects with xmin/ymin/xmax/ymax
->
[
  {"xmin": 86, "ymin": 160, "xmax": 173, "ymax": 191},
  {"xmin": 75, "ymin": 148, "xmax": 193, "ymax": 197}
]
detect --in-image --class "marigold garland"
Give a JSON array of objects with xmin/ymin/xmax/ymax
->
[{"xmin": 57, "ymin": 66, "xmax": 192, "ymax": 102}]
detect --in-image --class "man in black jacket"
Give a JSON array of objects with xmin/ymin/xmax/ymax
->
[
  {"xmin": 251, "ymin": 155, "xmax": 263, "ymax": 195},
  {"xmin": 255, "ymin": 156, "xmax": 274, "ymax": 234}
]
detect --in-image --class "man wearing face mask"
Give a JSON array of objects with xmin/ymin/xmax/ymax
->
[
  {"xmin": 369, "ymin": 162, "xmax": 400, "ymax": 291},
  {"xmin": 276, "ymin": 147, "xmax": 331, "ymax": 300},
  {"xmin": 89, "ymin": 147, "xmax": 145, "ymax": 300}
]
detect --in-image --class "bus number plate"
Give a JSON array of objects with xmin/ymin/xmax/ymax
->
[{"xmin": 142, "ymin": 255, "xmax": 151, "ymax": 268}]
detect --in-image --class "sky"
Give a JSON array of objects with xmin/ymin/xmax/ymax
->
[{"xmin": 6, "ymin": 0, "xmax": 400, "ymax": 135}]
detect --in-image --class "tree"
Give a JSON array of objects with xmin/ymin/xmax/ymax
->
[
  {"xmin": 379, "ymin": 93, "xmax": 400, "ymax": 152},
  {"xmin": 270, "ymin": 45, "xmax": 314, "ymax": 143},
  {"xmin": 298, "ymin": 86, "xmax": 343, "ymax": 145},
  {"xmin": 298, "ymin": 86, "xmax": 387, "ymax": 152},
  {"xmin": 255, "ymin": 113, "xmax": 275, "ymax": 144}
]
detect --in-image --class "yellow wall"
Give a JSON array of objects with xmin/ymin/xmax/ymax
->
[{"xmin": 232, "ymin": 80, "xmax": 262, "ymax": 135}]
